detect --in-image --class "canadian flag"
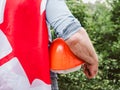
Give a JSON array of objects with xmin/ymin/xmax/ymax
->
[{"xmin": 0, "ymin": 0, "xmax": 51, "ymax": 90}]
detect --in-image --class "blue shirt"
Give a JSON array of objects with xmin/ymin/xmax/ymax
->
[{"xmin": 46, "ymin": 0, "xmax": 82, "ymax": 41}]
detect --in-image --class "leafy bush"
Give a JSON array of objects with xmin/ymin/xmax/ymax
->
[{"xmin": 57, "ymin": 0, "xmax": 120, "ymax": 90}]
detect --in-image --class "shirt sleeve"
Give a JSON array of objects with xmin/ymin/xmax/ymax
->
[{"xmin": 46, "ymin": 0, "xmax": 82, "ymax": 40}]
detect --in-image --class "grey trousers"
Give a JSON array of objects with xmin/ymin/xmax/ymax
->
[{"xmin": 50, "ymin": 71, "xmax": 59, "ymax": 90}]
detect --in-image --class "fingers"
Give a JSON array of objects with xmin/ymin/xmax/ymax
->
[{"xmin": 83, "ymin": 63, "xmax": 98, "ymax": 79}]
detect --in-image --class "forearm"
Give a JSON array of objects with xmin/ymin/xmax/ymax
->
[{"xmin": 65, "ymin": 27, "xmax": 98, "ymax": 65}]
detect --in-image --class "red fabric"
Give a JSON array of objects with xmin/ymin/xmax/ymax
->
[{"xmin": 0, "ymin": 0, "xmax": 50, "ymax": 84}]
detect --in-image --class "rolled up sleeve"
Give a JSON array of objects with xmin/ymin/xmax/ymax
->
[{"xmin": 46, "ymin": 0, "xmax": 82, "ymax": 40}]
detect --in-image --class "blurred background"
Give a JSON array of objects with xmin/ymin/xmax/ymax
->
[{"xmin": 51, "ymin": 0, "xmax": 120, "ymax": 90}]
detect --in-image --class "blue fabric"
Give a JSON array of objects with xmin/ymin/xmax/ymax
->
[
  {"xmin": 46, "ymin": 0, "xmax": 82, "ymax": 40},
  {"xmin": 50, "ymin": 71, "xmax": 59, "ymax": 90}
]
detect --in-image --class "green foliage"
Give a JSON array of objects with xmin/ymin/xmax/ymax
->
[
  {"xmin": 55, "ymin": 0, "xmax": 120, "ymax": 90},
  {"xmin": 111, "ymin": 0, "xmax": 120, "ymax": 26},
  {"xmin": 66, "ymin": 0, "xmax": 87, "ymax": 26}
]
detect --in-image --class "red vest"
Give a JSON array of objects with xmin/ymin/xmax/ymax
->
[{"xmin": 0, "ymin": 0, "xmax": 51, "ymax": 89}]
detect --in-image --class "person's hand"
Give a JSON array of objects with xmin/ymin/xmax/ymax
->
[
  {"xmin": 65, "ymin": 27, "xmax": 98, "ymax": 79},
  {"xmin": 83, "ymin": 62, "xmax": 98, "ymax": 79}
]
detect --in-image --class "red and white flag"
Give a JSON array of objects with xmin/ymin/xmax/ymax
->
[{"xmin": 0, "ymin": 0, "xmax": 51, "ymax": 90}]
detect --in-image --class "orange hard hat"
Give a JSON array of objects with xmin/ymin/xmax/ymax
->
[{"xmin": 49, "ymin": 38, "xmax": 84, "ymax": 74}]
